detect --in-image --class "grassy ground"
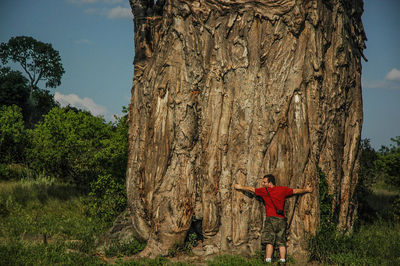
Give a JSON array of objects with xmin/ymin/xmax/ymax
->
[{"xmin": 1, "ymin": 178, "xmax": 400, "ymax": 265}]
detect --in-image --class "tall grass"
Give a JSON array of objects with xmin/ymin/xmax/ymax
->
[
  {"xmin": 0, "ymin": 241, "xmax": 104, "ymax": 265},
  {"xmin": 2, "ymin": 177, "xmax": 400, "ymax": 265},
  {"xmin": 0, "ymin": 178, "xmax": 109, "ymax": 264},
  {"xmin": 309, "ymin": 220, "xmax": 400, "ymax": 265}
]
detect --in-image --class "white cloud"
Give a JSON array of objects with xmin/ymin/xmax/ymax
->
[
  {"xmin": 385, "ymin": 68, "xmax": 400, "ymax": 82},
  {"xmin": 107, "ymin": 6, "xmax": 132, "ymax": 19},
  {"xmin": 54, "ymin": 92, "xmax": 108, "ymax": 117},
  {"xmin": 74, "ymin": 39, "xmax": 93, "ymax": 45},
  {"xmin": 363, "ymin": 68, "xmax": 400, "ymax": 90},
  {"xmin": 84, "ymin": 8, "xmax": 100, "ymax": 14},
  {"xmin": 83, "ymin": 6, "xmax": 132, "ymax": 19}
]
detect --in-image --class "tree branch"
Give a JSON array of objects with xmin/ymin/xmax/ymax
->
[{"xmin": 20, "ymin": 61, "xmax": 35, "ymax": 90}]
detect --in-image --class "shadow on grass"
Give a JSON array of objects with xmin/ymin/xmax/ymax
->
[
  {"xmin": 0, "ymin": 181, "xmax": 84, "ymax": 207},
  {"xmin": 366, "ymin": 188, "xmax": 399, "ymax": 220}
]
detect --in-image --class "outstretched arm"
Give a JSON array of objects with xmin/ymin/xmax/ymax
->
[
  {"xmin": 293, "ymin": 185, "xmax": 313, "ymax": 195},
  {"xmin": 233, "ymin": 184, "xmax": 256, "ymax": 194}
]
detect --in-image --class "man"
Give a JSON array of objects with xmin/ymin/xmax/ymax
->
[{"xmin": 234, "ymin": 174, "xmax": 312, "ymax": 263}]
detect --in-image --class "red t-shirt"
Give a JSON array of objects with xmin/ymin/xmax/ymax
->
[{"xmin": 255, "ymin": 186, "xmax": 293, "ymax": 218}]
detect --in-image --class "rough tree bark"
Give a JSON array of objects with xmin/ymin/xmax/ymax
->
[{"xmin": 126, "ymin": 0, "xmax": 366, "ymax": 258}]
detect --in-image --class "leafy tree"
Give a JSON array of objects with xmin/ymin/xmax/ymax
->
[
  {"xmin": 28, "ymin": 107, "xmax": 128, "ymax": 189},
  {"xmin": 0, "ymin": 105, "xmax": 28, "ymax": 164},
  {"xmin": 28, "ymin": 107, "xmax": 112, "ymax": 186},
  {"xmin": 29, "ymin": 89, "xmax": 59, "ymax": 125},
  {"xmin": 0, "ymin": 36, "xmax": 65, "ymax": 92},
  {"xmin": 359, "ymin": 139, "xmax": 378, "ymax": 187},
  {"xmin": 86, "ymin": 174, "xmax": 127, "ymax": 224},
  {"xmin": 376, "ymin": 137, "xmax": 400, "ymax": 188},
  {"xmin": 355, "ymin": 139, "xmax": 379, "ymax": 223},
  {"xmin": 0, "ymin": 67, "xmax": 30, "ymax": 108}
]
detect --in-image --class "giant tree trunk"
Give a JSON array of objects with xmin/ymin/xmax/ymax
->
[{"xmin": 126, "ymin": 0, "xmax": 366, "ymax": 258}]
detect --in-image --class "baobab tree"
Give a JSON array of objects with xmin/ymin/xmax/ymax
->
[{"xmin": 125, "ymin": 0, "xmax": 366, "ymax": 258}]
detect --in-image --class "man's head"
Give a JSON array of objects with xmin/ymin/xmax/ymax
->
[{"xmin": 263, "ymin": 174, "xmax": 276, "ymax": 187}]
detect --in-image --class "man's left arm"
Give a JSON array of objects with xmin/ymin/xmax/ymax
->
[{"xmin": 293, "ymin": 185, "xmax": 312, "ymax": 195}]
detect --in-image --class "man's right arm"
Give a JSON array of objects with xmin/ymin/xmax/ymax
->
[
  {"xmin": 293, "ymin": 185, "xmax": 312, "ymax": 195},
  {"xmin": 233, "ymin": 184, "xmax": 256, "ymax": 194}
]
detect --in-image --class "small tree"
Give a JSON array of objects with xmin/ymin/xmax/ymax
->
[
  {"xmin": 0, "ymin": 105, "xmax": 27, "ymax": 164},
  {"xmin": 0, "ymin": 67, "xmax": 30, "ymax": 108},
  {"xmin": 0, "ymin": 36, "xmax": 65, "ymax": 93},
  {"xmin": 376, "ymin": 137, "xmax": 400, "ymax": 188},
  {"xmin": 28, "ymin": 107, "xmax": 129, "ymax": 189}
]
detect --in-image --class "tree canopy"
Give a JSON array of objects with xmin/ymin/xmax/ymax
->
[
  {"xmin": 0, "ymin": 67, "xmax": 30, "ymax": 108},
  {"xmin": 0, "ymin": 36, "xmax": 65, "ymax": 91}
]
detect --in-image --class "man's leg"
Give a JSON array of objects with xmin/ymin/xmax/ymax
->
[
  {"xmin": 279, "ymin": 246, "xmax": 286, "ymax": 261},
  {"xmin": 265, "ymin": 244, "xmax": 274, "ymax": 262},
  {"xmin": 262, "ymin": 217, "xmax": 275, "ymax": 262}
]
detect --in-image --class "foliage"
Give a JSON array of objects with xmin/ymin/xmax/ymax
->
[
  {"xmin": 86, "ymin": 174, "xmax": 127, "ymax": 224},
  {"xmin": 309, "ymin": 163, "xmax": 400, "ymax": 265},
  {"xmin": 27, "ymin": 106, "xmax": 129, "ymax": 222},
  {"xmin": 0, "ymin": 67, "xmax": 30, "ymax": 109},
  {"xmin": 0, "ymin": 242, "xmax": 105, "ymax": 266},
  {"xmin": 29, "ymin": 88, "xmax": 59, "ymax": 125},
  {"xmin": 359, "ymin": 138, "xmax": 379, "ymax": 188},
  {"xmin": 376, "ymin": 136, "xmax": 400, "ymax": 188},
  {"xmin": 116, "ymin": 256, "xmax": 177, "ymax": 266},
  {"xmin": 0, "ymin": 178, "xmax": 109, "ymax": 262},
  {"xmin": 317, "ymin": 167, "xmax": 335, "ymax": 231},
  {"xmin": 355, "ymin": 139, "xmax": 379, "ymax": 223},
  {"xmin": 308, "ymin": 220, "xmax": 400, "ymax": 265},
  {"xmin": 104, "ymin": 239, "xmax": 145, "ymax": 257},
  {"xmin": 27, "ymin": 107, "xmax": 121, "ymax": 187},
  {"xmin": 0, "ymin": 105, "xmax": 28, "ymax": 167},
  {"xmin": 207, "ymin": 254, "xmax": 266, "ymax": 266},
  {"xmin": 0, "ymin": 36, "xmax": 65, "ymax": 90}
]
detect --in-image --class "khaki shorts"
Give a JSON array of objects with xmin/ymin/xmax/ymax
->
[{"xmin": 261, "ymin": 216, "xmax": 287, "ymax": 247}]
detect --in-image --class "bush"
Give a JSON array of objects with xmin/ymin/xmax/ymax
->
[
  {"xmin": 0, "ymin": 105, "xmax": 28, "ymax": 166},
  {"xmin": 86, "ymin": 174, "xmax": 127, "ymax": 224},
  {"xmin": 207, "ymin": 254, "xmax": 265, "ymax": 266},
  {"xmin": 104, "ymin": 239, "xmax": 145, "ymax": 257},
  {"xmin": 0, "ymin": 241, "xmax": 104, "ymax": 265},
  {"xmin": 0, "ymin": 67, "xmax": 30, "ymax": 110},
  {"xmin": 308, "ymin": 220, "xmax": 400, "ymax": 265},
  {"xmin": 27, "ymin": 107, "xmax": 127, "ymax": 188},
  {"xmin": 309, "ymin": 174, "xmax": 400, "ymax": 266}
]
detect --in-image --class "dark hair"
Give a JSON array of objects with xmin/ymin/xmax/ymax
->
[{"xmin": 263, "ymin": 174, "xmax": 276, "ymax": 185}]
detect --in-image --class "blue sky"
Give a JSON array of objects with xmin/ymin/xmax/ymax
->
[{"xmin": 0, "ymin": 0, "xmax": 399, "ymax": 149}]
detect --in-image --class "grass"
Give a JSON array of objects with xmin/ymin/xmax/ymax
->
[
  {"xmin": 308, "ymin": 179, "xmax": 400, "ymax": 265},
  {"xmin": 1, "ymin": 177, "xmax": 400, "ymax": 265},
  {"xmin": 0, "ymin": 178, "xmax": 113, "ymax": 265},
  {"xmin": 308, "ymin": 220, "xmax": 400, "ymax": 265}
]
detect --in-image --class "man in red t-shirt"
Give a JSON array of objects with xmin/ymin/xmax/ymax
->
[{"xmin": 234, "ymin": 174, "xmax": 312, "ymax": 263}]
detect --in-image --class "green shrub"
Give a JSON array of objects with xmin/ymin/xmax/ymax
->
[
  {"xmin": 85, "ymin": 174, "xmax": 127, "ymax": 225},
  {"xmin": 28, "ymin": 107, "xmax": 113, "ymax": 186},
  {"xmin": 0, "ymin": 241, "xmax": 105, "ymax": 265},
  {"xmin": 27, "ymin": 107, "xmax": 128, "ymax": 189},
  {"xmin": 308, "ymin": 218, "xmax": 400, "ymax": 264},
  {"xmin": 0, "ymin": 105, "xmax": 28, "ymax": 168},
  {"xmin": 104, "ymin": 239, "xmax": 145, "ymax": 257},
  {"xmin": 116, "ymin": 256, "xmax": 173, "ymax": 266},
  {"xmin": 0, "ymin": 67, "xmax": 30, "ymax": 109},
  {"xmin": 375, "ymin": 136, "xmax": 400, "ymax": 189},
  {"xmin": 207, "ymin": 254, "xmax": 265, "ymax": 266}
]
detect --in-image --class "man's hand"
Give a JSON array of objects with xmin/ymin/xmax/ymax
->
[
  {"xmin": 305, "ymin": 185, "xmax": 313, "ymax": 193},
  {"xmin": 293, "ymin": 185, "xmax": 313, "ymax": 195},
  {"xmin": 233, "ymin": 184, "xmax": 255, "ymax": 193},
  {"xmin": 233, "ymin": 184, "xmax": 242, "ymax": 190}
]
